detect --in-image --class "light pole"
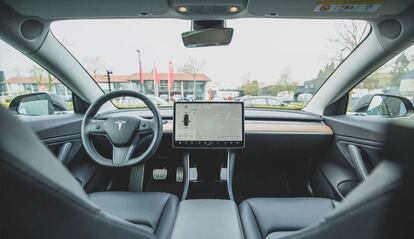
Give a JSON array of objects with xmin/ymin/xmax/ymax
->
[
  {"xmin": 105, "ymin": 70, "xmax": 113, "ymax": 92},
  {"xmin": 136, "ymin": 50, "xmax": 144, "ymax": 93}
]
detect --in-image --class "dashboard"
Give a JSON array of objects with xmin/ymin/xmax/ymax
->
[
  {"xmin": 96, "ymin": 108, "xmax": 334, "ymax": 158},
  {"xmin": 97, "ymin": 107, "xmax": 333, "ymax": 136},
  {"xmin": 19, "ymin": 107, "xmax": 334, "ymax": 161}
]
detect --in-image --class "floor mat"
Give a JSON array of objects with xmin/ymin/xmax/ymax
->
[{"xmin": 233, "ymin": 153, "xmax": 311, "ymax": 204}]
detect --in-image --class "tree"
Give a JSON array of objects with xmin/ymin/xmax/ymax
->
[
  {"xmin": 30, "ymin": 65, "xmax": 44, "ymax": 91},
  {"xmin": 361, "ymin": 72, "xmax": 382, "ymax": 92},
  {"xmin": 309, "ymin": 63, "xmax": 336, "ymax": 93},
  {"xmin": 272, "ymin": 69, "xmax": 298, "ymax": 94},
  {"xmin": 47, "ymin": 73, "xmax": 54, "ymax": 91},
  {"xmin": 390, "ymin": 52, "xmax": 410, "ymax": 87},
  {"xmin": 242, "ymin": 80, "xmax": 259, "ymax": 96},
  {"xmin": 316, "ymin": 62, "xmax": 336, "ymax": 81},
  {"xmin": 329, "ymin": 20, "xmax": 369, "ymax": 62},
  {"xmin": 179, "ymin": 58, "xmax": 205, "ymax": 98},
  {"xmin": 84, "ymin": 57, "xmax": 105, "ymax": 79},
  {"xmin": 241, "ymin": 73, "xmax": 258, "ymax": 96}
]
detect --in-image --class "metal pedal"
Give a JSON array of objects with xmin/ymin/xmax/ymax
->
[
  {"xmin": 189, "ymin": 167, "xmax": 198, "ymax": 181},
  {"xmin": 152, "ymin": 168, "xmax": 167, "ymax": 180},
  {"xmin": 220, "ymin": 168, "xmax": 227, "ymax": 181},
  {"xmin": 176, "ymin": 167, "xmax": 184, "ymax": 182}
]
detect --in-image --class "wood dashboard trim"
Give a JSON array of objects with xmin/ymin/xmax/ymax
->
[{"xmin": 163, "ymin": 121, "xmax": 333, "ymax": 135}]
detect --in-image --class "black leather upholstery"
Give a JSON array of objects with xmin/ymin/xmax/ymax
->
[
  {"xmin": 272, "ymin": 159, "xmax": 410, "ymax": 239},
  {"xmin": 89, "ymin": 192, "xmax": 178, "ymax": 239},
  {"xmin": 240, "ymin": 120, "xmax": 414, "ymax": 239},
  {"xmin": 0, "ymin": 107, "xmax": 177, "ymax": 239},
  {"xmin": 239, "ymin": 198, "xmax": 337, "ymax": 239}
]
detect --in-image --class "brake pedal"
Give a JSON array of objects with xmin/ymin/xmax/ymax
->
[
  {"xmin": 176, "ymin": 167, "xmax": 184, "ymax": 182},
  {"xmin": 152, "ymin": 168, "xmax": 167, "ymax": 180}
]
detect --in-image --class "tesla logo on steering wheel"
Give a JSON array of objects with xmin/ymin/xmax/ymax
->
[{"xmin": 115, "ymin": 120, "xmax": 126, "ymax": 131}]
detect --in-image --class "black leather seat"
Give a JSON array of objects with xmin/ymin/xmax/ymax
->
[
  {"xmin": 0, "ymin": 107, "xmax": 178, "ymax": 239},
  {"xmin": 239, "ymin": 197, "xmax": 337, "ymax": 239},
  {"xmin": 239, "ymin": 122, "xmax": 413, "ymax": 239},
  {"xmin": 89, "ymin": 192, "xmax": 178, "ymax": 238}
]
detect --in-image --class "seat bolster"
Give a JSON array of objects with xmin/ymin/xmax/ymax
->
[
  {"xmin": 265, "ymin": 231, "xmax": 295, "ymax": 239},
  {"xmin": 239, "ymin": 200, "xmax": 264, "ymax": 239},
  {"xmin": 155, "ymin": 193, "xmax": 179, "ymax": 239},
  {"xmin": 239, "ymin": 197, "xmax": 337, "ymax": 239},
  {"xmin": 89, "ymin": 191, "xmax": 178, "ymax": 237}
]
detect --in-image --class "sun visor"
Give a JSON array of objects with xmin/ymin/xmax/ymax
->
[
  {"xmin": 3, "ymin": 0, "xmax": 169, "ymax": 19},
  {"xmin": 247, "ymin": 0, "xmax": 413, "ymax": 19}
]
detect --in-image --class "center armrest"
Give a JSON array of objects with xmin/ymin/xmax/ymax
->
[{"xmin": 170, "ymin": 199, "xmax": 244, "ymax": 239}]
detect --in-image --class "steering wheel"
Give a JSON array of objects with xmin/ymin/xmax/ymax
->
[{"xmin": 81, "ymin": 90, "xmax": 163, "ymax": 167}]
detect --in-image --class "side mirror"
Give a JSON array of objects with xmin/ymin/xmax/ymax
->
[
  {"xmin": 9, "ymin": 93, "xmax": 55, "ymax": 116},
  {"xmin": 366, "ymin": 94, "xmax": 414, "ymax": 117}
]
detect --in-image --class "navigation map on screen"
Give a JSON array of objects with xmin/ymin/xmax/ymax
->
[{"xmin": 173, "ymin": 102, "xmax": 244, "ymax": 148}]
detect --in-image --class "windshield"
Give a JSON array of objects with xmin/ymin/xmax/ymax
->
[{"xmin": 51, "ymin": 19, "xmax": 369, "ymax": 109}]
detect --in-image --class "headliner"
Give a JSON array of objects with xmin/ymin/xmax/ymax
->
[{"xmin": 3, "ymin": 0, "xmax": 414, "ymax": 20}]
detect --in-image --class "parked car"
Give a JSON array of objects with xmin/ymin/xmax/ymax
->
[
  {"xmin": 297, "ymin": 93, "xmax": 313, "ymax": 103},
  {"xmin": 172, "ymin": 95, "xmax": 182, "ymax": 102},
  {"xmin": 158, "ymin": 94, "xmax": 168, "ymax": 101},
  {"xmin": 147, "ymin": 95, "xmax": 171, "ymax": 107},
  {"xmin": 115, "ymin": 95, "xmax": 171, "ymax": 108},
  {"xmin": 185, "ymin": 94, "xmax": 195, "ymax": 101},
  {"xmin": 239, "ymin": 96, "xmax": 286, "ymax": 107},
  {"xmin": 211, "ymin": 96, "xmax": 225, "ymax": 101}
]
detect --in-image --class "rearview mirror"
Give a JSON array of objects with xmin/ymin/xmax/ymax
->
[
  {"xmin": 366, "ymin": 94, "xmax": 414, "ymax": 117},
  {"xmin": 182, "ymin": 28, "xmax": 234, "ymax": 48},
  {"xmin": 9, "ymin": 93, "xmax": 54, "ymax": 116}
]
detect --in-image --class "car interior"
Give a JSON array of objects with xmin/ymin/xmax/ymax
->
[{"xmin": 1, "ymin": 0, "xmax": 414, "ymax": 239}]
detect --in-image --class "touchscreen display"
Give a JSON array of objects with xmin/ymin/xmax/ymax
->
[{"xmin": 173, "ymin": 102, "xmax": 244, "ymax": 148}]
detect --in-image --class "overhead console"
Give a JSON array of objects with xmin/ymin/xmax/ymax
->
[{"xmin": 173, "ymin": 0, "xmax": 246, "ymax": 16}]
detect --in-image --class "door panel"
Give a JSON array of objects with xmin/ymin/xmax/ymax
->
[
  {"xmin": 324, "ymin": 115, "xmax": 390, "ymax": 142},
  {"xmin": 17, "ymin": 113, "xmax": 84, "ymax": 139},
  {"xmin": 17, "ymin": 113, "xmax": 108, "ymax": 193},
  {"xmin": 315, "ymin": 115, "xmax": 393, "ymax": 199},
  {"xmin": 336, "ymin": 136, "xmax": 381, "ymax": 178}
]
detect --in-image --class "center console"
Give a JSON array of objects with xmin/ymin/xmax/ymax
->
[
  {"xmin": 173, "ymin": 102, "xmax": 244, "ymax": 200},
  {"xmin": 170, "ymin": 199, "xmax": 244, "ymax": 239},
  {"xmin": 170, "ymin": 102, "xmax": 245, "ymax": 238},
  {"xmin": 181, "ymin": 150, "xmax": 236, "ymax": 200}
]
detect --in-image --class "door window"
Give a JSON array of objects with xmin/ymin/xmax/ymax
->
[
  {"xmin": 251, "ymin": 98, "xmax": 267, "ymax": 105},
  {"xmin": 0, "ymin": 39, "xmax": 73, "ymax": 115},
  {"xmin": 348, "ymin": 45, "xmax": 414, "ymax": 117}
]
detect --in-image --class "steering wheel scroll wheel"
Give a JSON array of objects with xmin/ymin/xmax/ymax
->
[{"xmin": 81, "ymin": 90, "xmax": 163, "ymax": 167}]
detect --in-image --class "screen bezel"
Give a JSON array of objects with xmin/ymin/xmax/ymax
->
[{"xmin": 173, "ymin": 101, "xmax": 245, "ymax": 149}]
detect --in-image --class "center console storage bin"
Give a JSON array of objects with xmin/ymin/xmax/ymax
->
[{"xmin": 170, "ymin": 199, "xmax": 244, "ymax": 239}]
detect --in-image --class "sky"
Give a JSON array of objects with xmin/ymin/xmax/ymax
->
[{"xmin": 1, "ymin": 19, "xmax": 366, "ymax": 89}]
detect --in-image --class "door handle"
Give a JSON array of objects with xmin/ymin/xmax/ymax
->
[
  {"xmin": 348, "ymin": 145, "xmax": 369, "ymax": 180},
  {"xmin": 58, "ymin": 142, "xmax": 72, "ymax": 164}
]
